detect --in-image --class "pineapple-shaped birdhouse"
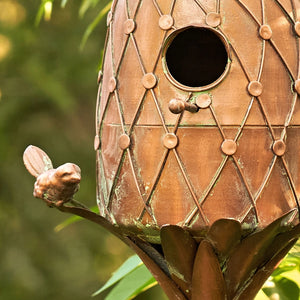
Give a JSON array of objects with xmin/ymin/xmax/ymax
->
[
  {"xmin": 96, "ymin": 0, "xmax": 300, "ymax": 238},
  {"xmin": 93, "ymin": 1, "xmax": 300, "ymax": 298},
  {"xmin": 24, "ymin": 1, "xmax": 300, "ymax": 299}
]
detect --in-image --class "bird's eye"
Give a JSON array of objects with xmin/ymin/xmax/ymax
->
[
  {"xmin": 62, "ymin": 172, "xmax": 71, "ymax": 176},
  {"xmin": 162, "ymin": 26, "xmax": 230, "ymax": 91}
]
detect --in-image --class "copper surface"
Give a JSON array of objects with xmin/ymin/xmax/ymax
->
[
  {"xmin": 106, "ymin": 10, "xmax": 112, "ymax": 26},
  {"xmin": 159, "ymin": 15, "xmax": 174, "ymax": 31},
  {"xmin": 97, "ymin": 70, "xmax": 102, "ymax": 84},
  {"xmin": 294, "ymin": 21, "xmax": 300, "ymax": 36},
  {"xmin": 142, "ymin": 73, "xmax": 157, "ymax": 89},
  {"xmin": 295, "ymin": 78, "xmax": 300, "ymax": 94},
  {"xmin": 205, "ymin": 12, "xmax": 221, "ymax": 27},
  {"xmin": 124, "ymin": 19, "xmax": 136, "ymax": 35},
  {"xmin": 118, "ymin": 133, "xmax": 131, "ymax": 150},
  {"xmin": 169, "ymin": 99, "xmax": 198, "ymax": 114},
  {"xmin": 108, "ymin": 77, "xmax": 117, "ymax": 92},
  {"xmin": 94, "ymin": 135, "xmax": 100, "ymax": 150},
  {"xmin": 24, "ymin": 146, "xmax": 81, "ymax": 207},
  {"xmin": 221, "ymin": 139, "xmax": 237, "ymax": 156},
  {"xmin": 259, "ymin": 24, "xmax": 272, "ymax": 40},
  {"xmin": 97, "ymin": 0, "xmax": 300, "ymax": 236},
  {"xmin": 23, "ymin": 0, "xmax": 300, "ymax": 296},
  {"xmin": 272, "ymin": 139, "xmax": 286, "ymax": 156},
  {"xmin": 85, "ymin": 0, "xmax": 300, "ymax": 298},
  {"xmin": 163, "ymin": 133, "xmax": 178, "ymax": 149},
  {"xmin": 247, "ymin": 80, "xmax": 263, "ymax": 96},
  {"xmin": 195, "ymin": 94, "xmax": 211, "ymax": 109}
]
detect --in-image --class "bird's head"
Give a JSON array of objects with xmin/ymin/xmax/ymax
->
[{"xmin": 55, "ymin": 163, "xmax": 81, "ymax": 184}]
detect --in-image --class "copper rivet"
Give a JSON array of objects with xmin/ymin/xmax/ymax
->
[
  {"xmin": 159, "ymin": 15, "xmax": 174, "ymax": 30},
  {"xmin": 196, "ymin": 94, "xmax": 211, "ymax": 109},
  {"xmin": 142, "ymin": 73, "xmax": 157, "ymax": 89},
  {"xmin": 118, "ymin": 134, "xmax": 131, "ymax": 150},
  {"xmin": 272, "ymin": 140, "xmax": 286, "ymax": 156},
  {"xmin": 109, "ymin": 77, "xmax": 117, "ymax": 92},
  {"xmin": 221, "ymin": 139, "xmax": 237, "ymax": 156},
  {"xmin": 294, "ymin": 21, "xmax": 300, "ymax": 37},
  {"xmin": 294, "ymin": 79, "xmax": 300, "ymax": 94},
  {"xmin": 259, "ymin": 24, "xmax": 272, "ymax": 40},
  {"xmin": 97, "ymin": 70, "xmax": 103, "ymax": 84},
  {"xmin": 206, "ymin": 12, "xmax": 221, "ymax": 27},
  {"xmin": 94, "ymin": 135, "xmax": 100, "ymax": 150},
  {"xmin": 124, "ymin": 19, "xmax": 136, "ymax": 34},
  {"xmin": 247, "ymin": 81, "xmax": 263, "ymax": 97},
  {"xmin": 163, "ymin": 133, "xmax": 178, "ymax": 149},
  {"xmin": 169, "ymin": 99, "xmax": 185, "ymax": 114},
  {"xmin": 107, "ymin": 11, "xmax": 112, "ymax": 26}
]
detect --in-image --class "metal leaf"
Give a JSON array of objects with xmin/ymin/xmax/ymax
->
[
  {"xmin": 225, "ymin": 209, "xmax": 297, "ymax": 298},
  {"xmin": 192, "ymin": 240, "xmax": 226, "ymax": 300},
  {"xmin": 161, "ymin": 225, "xmax": 197, "ymax": 296},
  {"xmin": 23, "ymin": 145, "xmax": 53, "ymax": 177},
  {"xmin": 207, "ymin": 218, "xmax": 242, "ymax": 260},
  {"xmin": 238, "ymin": 239, "xmax": 297, "ymax": 300},
  {"xmin": 127, "ymin": 237, "xmax": 187, "ymax": 300}
]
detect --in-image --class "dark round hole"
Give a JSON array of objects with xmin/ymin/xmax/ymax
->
[{"xmin": 165, "ymin": 27, "xmax": 228, "ymax": 88}]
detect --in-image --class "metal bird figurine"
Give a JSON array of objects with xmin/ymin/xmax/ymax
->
[{"xmin": 23, "ymin": 145, "xmax": 81, "ymax": 207}]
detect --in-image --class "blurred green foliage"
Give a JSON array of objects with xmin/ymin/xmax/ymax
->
[{"xmin": 0, "ymin": 0, "xmax": 165, "ymax": 299}]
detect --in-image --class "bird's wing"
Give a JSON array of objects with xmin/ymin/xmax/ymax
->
[{"xmin": 23, "ymin": 145, "xmax": 53, "ymax": 178}]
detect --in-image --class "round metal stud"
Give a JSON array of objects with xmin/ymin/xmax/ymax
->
[
  {"xmin": 196, "ymin": 94, "xmax": 212, "ymax": 109},
  {"xmin": 294, "ymin": 21, "xmax": 300, "ymax": 37},
  {"xmin": 159, "ymin": 15, "xmax": 174, "ymax": 30},
  {"xmin": 124, "ymin": 19, "xmax": 136, "ymax": 34},
  {"xmin": 94, "ymin": 135, "xmax": 100, "ymax": 150},
  {"xmin": 163, "ymin": 133, "xmax": 178, "ymax": 149},
  {"xmin": 206, "ymin": 12, "xmax": 221, "ymax": 27},
  {"xmin": 169, "ymin": 99, "xmax": 185, "ymax": 114},
  {"xmin": 272, "ymin": 140, "xmax": 286, "ymax": 156},
  {"xmin": 106, "ymin": 11, "xmax": 112, "ymax": 26},
  {"xmin": 259, "ymin": 24, "xmax": 272, "ymax": 40},
  {"xmin": 97, "ymin": 70, "xmax": 103, "ymax": 84},
  {"xmin": 294, "ymin": 79, "xmax": 300, "ymax": 94},
  {"xmin": 221, "ymin": 139, "xmax": 237, "ymax": 156},
  {"xmin": 118, "ymin": 134, "xmax": 131, "ymax": 150},
  {"xmin": 247, "ymin": 81, "xmax": 263, "ymax": 97},
  {"xmin": 109, "ymin": 77, "xmax": 117, "ymax": 92},
  {"xmin": 142, "ymin": 73, "xmax": 157, "ymax": 89}
]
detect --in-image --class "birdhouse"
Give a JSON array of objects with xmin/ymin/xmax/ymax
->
[
  {"xmin": 24, "ymin": 1, "xmax": 300, "ymax": 299},
  {"xmin": 95, "ymin": 0, "xmax": 300, "ymax": 241}
]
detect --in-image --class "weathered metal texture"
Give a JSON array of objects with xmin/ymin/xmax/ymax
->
[
  {"xmin": 23, "ymin": 146, "xmax": 81, "ymax": 207},
  {"xmin": 92, "ymin": 0, "xmax": 300, "ymax": 299},
  {"xmin": 96, "ymin": 0, "xmax": 300, "ymax": 239},
  {"xmin": 24, "ymin": 147, "xmax": 300, "ymax": 299}
]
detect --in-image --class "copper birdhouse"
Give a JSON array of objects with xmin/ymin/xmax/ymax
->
[
  {"xmin": 94, "ymin": 0, "xmax": 300, "ymax": 298},
  {"xmin": 96, "ymin": 0, "xmax": 300, "ymax": 236},
  {"xmin": 24, "ymin": 0, "xmax": 300, "ymax": 299}
]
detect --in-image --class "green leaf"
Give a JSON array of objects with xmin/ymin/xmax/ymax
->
[
  {"xmin": 271, "ymin": 265, "xmax": 297, "ymax": 277},
  {"xmin": 54, "ymin": 206, "xmax": 99, "ymax": 232},
  {"xmin": 80, "ymin": 1, "xmax": 112, "ymax": 50},
  {"xmin": 105, "ymin": 264, "xmax": 157, "ymax": 300},
  {"xmin": 79, "ymin": 0, "xmax": 100, "ymax": 18},
  {"xmin": 92, "ymin": 255, "xmax": 143, "ymax": 297},
  {"xmin": 54, "ymin": 215, "xmax": 83, "ymax": 232},
  {"xmin": 61, "ymin": 0, "xmax": 69, "ymax": 8},
  {"xmin": 254, "ymin": 289, "xmax": 270, "ymax": 300},
  {"xmin": 35, "ymin": 0, "xmax": 53, "ymax": 26},
  {"xmin": 263, "ymin": 277, "xmax": 300, "ymax": 300}
]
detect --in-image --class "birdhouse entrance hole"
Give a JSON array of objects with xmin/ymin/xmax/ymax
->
[{"xmin": 163, "ymin": 26, "xmax": 230, "ymax": 91}]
